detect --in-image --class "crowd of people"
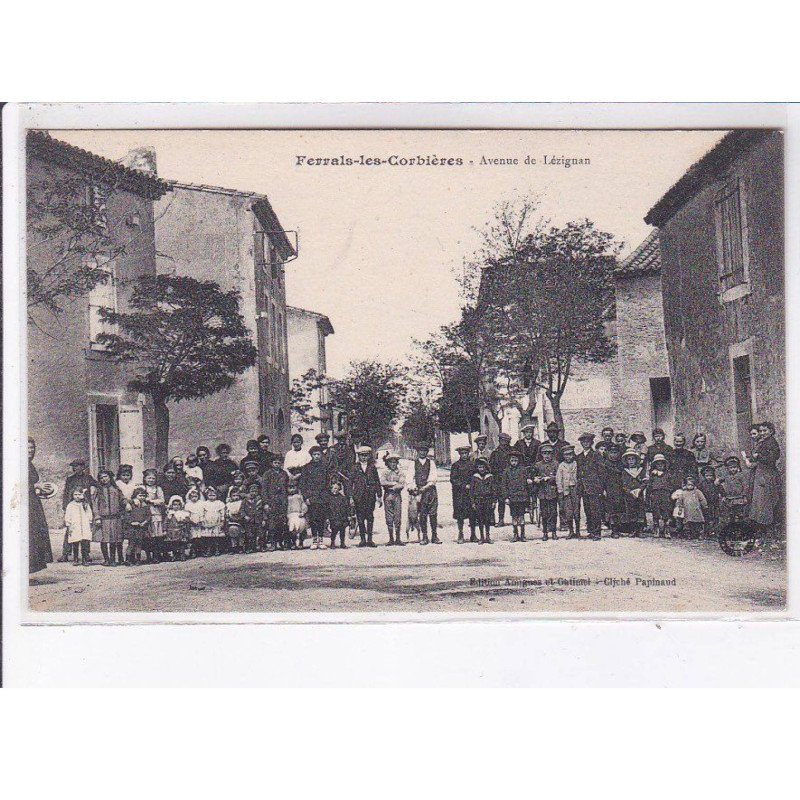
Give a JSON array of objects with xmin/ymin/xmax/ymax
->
[
  {"xmin": 27, "ymin": 419, "xmax": 783, "ymax": 572},
  {"xmin": 457, "ymin": 420, "xmax": 783, "ymax": 546}
]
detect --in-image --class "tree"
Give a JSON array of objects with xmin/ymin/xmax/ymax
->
[
  {"xmin": 97, "ymin": 275, "xmax": 258, "ymax": 465},
  {"xmin": 327, "ymin": 360, "xmax": 407, "ymax": 448},
  {"xmin": 400, "ymin": 399, "xmax": 438, "ymax": 447},
  {"xmin": 482, "ymin": 219, "xmax": 621, "ymax": 431},
  {"xmin": 290, "ymin": 368, "xmax": 327, "ymax": 432}
]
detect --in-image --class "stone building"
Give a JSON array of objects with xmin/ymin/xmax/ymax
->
[
  {"xmin": 154, "ymin": 180, "xmax": 296, "ymax": 458},
  {"xmin": 26, "ymin": 132, "xmax": 171, "ymax": 524},
  {"xmin": 286, "ymin": 305, "xmax": 335, "ymax": 438},
  {"xmin": 612, "ymin": 229, "xmax": 673, "ymax": 439},
  {"xmin": 645, "ymin": 129, "xmax": 784, "ymax": 458}
]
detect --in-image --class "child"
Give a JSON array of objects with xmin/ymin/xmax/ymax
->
[
  {"xmin": 142, "ymin": 468, "xmax": 165, "ymax": 563},
  {"xmin": 124, "ymin": 486, "xmax": 150, "ymax": 565},
  {"xmin": 671, "ymin": 474, "xmax": 708, "ymax": 539},
  {"xmin": 184, "ymin": 454, "xmax": 204, "ymax": 487},
  {"xmin": 64, "ymin": 486, "xmax": 93, "ymax": 566},
  {"xmin": 621, "ymin": 450, "xmax": 647, "ymax": 537},
  {"xmin": 501, "ymin": 450, "xmax": 531, "ymax": 542},
  {"xmin": 601, "ymin": 444, "xmax": 626, "ymax": 538},
  {"xmin": 697, "ymin": 464, "xmax": 721, "ymax": 536},
  {"xmin": 94, "ymin": 468, "xmax": 126, "ymax": 566},
  {"xmin": 556, "ymin": 445, "xmax": 579, "ymax": 538},
  {"xmin": 241, "ymin": 481, "xmax": 264, "ymax": 553},
  {"xmin": 450, "ymin": 445, "xmax": 476, "ymax": 543},
  {"xmin": 226, "ymin": 471, "xmax": 246, "ymax": 502},
  {"xmin": 184, "ymin": 486, "xmax": 205, "ymax": 557},
  {"xmin": 164, "ymin": 495, "xmax": 190, "ymax": 560},
  {"xmin": 326, "ymin": 479, "xmax": 350, "ymax": 549},
  {"xmin": 533, "ymin": 443, "xmax": 559, "ymax": 540},
  {"xmin": 202, "ymin": 485, "xmax": 227, "ymax": 556},
  {"xmin": 716, "ymin": 456, "xmax": 749, "ymax": 525},
  {"xmin": 469, "ymin": 458, "xmax": 495, "ymax": 544},
  {"xmin": 116, "ymin": 464, "xmax": 137, "ymax": 502},
  {"xmin": 226, "ymin": 487, "xmax": 245, "ymax": 553},
  {"xmin": 287, "ymin": 478, "xmax": 310, "ymax": 549},
  {"xmin": 646, "ymin": 453, "xmax": 674, "ymax": 539}
]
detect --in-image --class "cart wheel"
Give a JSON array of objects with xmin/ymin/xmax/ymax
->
[{"xmin": 719, "ymin": 520, "xmax": 757, "ymax": 557}]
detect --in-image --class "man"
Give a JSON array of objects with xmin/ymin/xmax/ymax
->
[
  {"xmin": 576, "ymin": 432, "xmax": 605, "ymax": 540},
  {"xmin": 257, "ymin": 434, "xmax": 277, "ymax": 474},
  {"xmin": 645, "ymin": 428, "xmax": 674, "ymax": 470},
  {"xmin": 407, "ymin": 443, "xmax": 440, "ymax": 545},
  {"xmin": 299, "ymin": 445, "xmax": 330, "ymax": 548},
  {"xmin": 670, "ymin": 433, "xmax": 698, "ymax": 480},
  {"xmin": 350, "ymin": 445, "xmax": 382, "ymax": 547},
  {"xmin": 328, "ymin": 431, "xmax": 356, "ymax": 487},
  {"xmin": 513, "ymin": 423, "xmax": 541, "ymax": 468},
  {"xmin": 379, "ymin": 452, "xmax": 406, "ymax": 546},
  {"xmin": 60, "ymin": 459, "xmax": 98, "ymax": 561},
  {"xmin": 542, "ymin": 421, "xmax": 571, "ymax": 463},
  {"xmin": 450, "ymin": 445, "xmax": 477, "ymax": 543},
  {"xmin": 595, "ymin": 426, "xmax": 615, "ymax": 459},
  {"xmin": 472, "ymin": 434, "xmax": 492, "ymax": 463},
  {"xmin": 489, "ymin": 432, "xmax": 513, "ymax": 525}
]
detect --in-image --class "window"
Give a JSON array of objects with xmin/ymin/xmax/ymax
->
[
  {"xmin": 732, "ymin": 355, "xmax": 754, "ymax": 450},
  {"xmin": 271, "ymin": 301, "xmax": 278, "ymax": 364},
  {"xmin": 88, "ymin": 259, "xmax": 117, "ymax": 348},
  {"xmin": 715, "ymin": 178, "xmax": 748, "ymax": 292},
  {"xmin": 93, "ymin": 404, "xmax": 120, "ymax": 473}
]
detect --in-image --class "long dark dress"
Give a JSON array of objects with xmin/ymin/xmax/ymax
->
[
  {"xmin": 749, "ymin": 435, "xmax": 781, "ymax": 526},
  {"xmin": 93, "ymin": 484, "xmax": 125, "ymax": 543},
  {"xmin": 29, "ymin": 461, "xmax": 54, "ymax": 573}
]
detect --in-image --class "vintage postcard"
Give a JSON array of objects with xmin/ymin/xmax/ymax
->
[{"xmin": 13, "ymin": 116, "xmax": 786, "ymax": 617}]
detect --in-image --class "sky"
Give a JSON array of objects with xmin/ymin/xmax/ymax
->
[{"xmin": 53, "ymin": 128, "xmax": 725, "ymax": 376}]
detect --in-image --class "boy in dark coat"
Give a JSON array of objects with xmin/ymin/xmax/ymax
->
[
  {"xmin": 350, "ymin": 446, "xmax": 382, "ymax": 547},
  {"xmin": 260, "ymin": 453, "xmax": 290, "ymax": 550},
  {"xmin": 501, "ymin": 450, "xmax": 533, "ymax": 542},
  {"xmin": 450, "ymin": 445, "xmax": 477, "ymax": 543},
  {"xmin": 489, "ymin": 433, "xmax": 513, "ymax": 525},
  {"xmin": 299, "ymin": 446, "xmax": 330, "ymax": 549},
  {"xmin": 469, "ymin": 458, "xmax": 496, "ymax": 544},
  {"xmin": 601, "ymin": 444, "xmax": 627, "ymax": 538},
  {"xmin": 576, "ymin": 432, "xmax": 605, "ymax": 540},
  {"xmin": 533, "ymin": 443, "xmax": 559, "ymax": 540},
  {"xmin": 646, "ymin": 453, "xmax": 674, "ymax": 538}
]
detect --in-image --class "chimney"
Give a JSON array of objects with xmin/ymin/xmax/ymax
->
[{"xmin": 120, "ymin": 146, "xmax": 158, "ymax": 176}]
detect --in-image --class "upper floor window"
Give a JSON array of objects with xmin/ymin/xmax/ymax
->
[
  {"xmin": 88, "ymin": 258, "xmax": 117, "ymax": 348},
  {"xmin": 714, "ymin": 178, "xmax": 749, "ymax": 293}
]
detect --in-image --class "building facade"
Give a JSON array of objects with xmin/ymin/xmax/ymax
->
[
  {"xmin": 154, "ymin": 180, "xmax": 296, "ymax": 458},
  {"xmin": 286, "ymin": 305, "xmax": 335, "ymax": 438},
  {"xmin": 612, "ymin": 229, "xmax": 673, "ymax": 439},
  {"xmin": 645, "ymin": 129, "xmax": 784, "ymax": 459},
  {"xmin": 27, "ymin": 132, "xmax": 170, "ymax": 524}
]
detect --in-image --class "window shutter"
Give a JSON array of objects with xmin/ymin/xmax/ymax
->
[{"xmin": 118, "ymin": 405, "xmax": 145, "ymax": 483}]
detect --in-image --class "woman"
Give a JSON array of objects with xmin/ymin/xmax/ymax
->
[
  {"xmin": 28, "ymin": 437, "xmax": 55, "ymax": 574},
  {"xmin": 283, "ymin": 433, "xmax": 310, "ymax": 477},
  {"xmin": 93, "ymin": 468, "xmax": 126, "ymax": 566},
  {"xmin": 744, "ymin": 421, "xmax": 782, "ymax": 532}
]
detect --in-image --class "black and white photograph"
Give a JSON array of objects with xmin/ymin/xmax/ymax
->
[{"xmin": 15, "ymin": 123, "xmax": 786, "ymax": 616}]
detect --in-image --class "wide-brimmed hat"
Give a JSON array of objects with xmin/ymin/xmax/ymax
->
[
  {"xmin": 651, "ymin": 453, "xmax": 667, "ymax": 463},
  {"xmin": 356, "ymin": 445, "xmax": 372, "ymax": 455},
  {"xmin": 474, "ymin": 434, "xmax": 487, "ymax": 442},
  {"xmin": 578, "ymin": 432, "xmax": 595, "ymax": 442},
  {"xmin": 623, "ymin": 449, "xmax": 641, "ymax": 460},
  {"xmin": 520, "ymin": 423, "xmax": 536, "ymax": 433},
  {"xmin": 539, "ymin": 443, "xmax": 555, "ymax": 454},
  {"xmin": 383, "ymin": 451, "xmax": 400, "ymax": 462}
]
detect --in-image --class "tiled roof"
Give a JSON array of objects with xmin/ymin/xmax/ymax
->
[
  {"xmin": 287, "ymin": 305, "xmax": 334, "ymax": 336},
  {"xmin": 644, "ymin": 129, "xmax": 778, "ymax": 226},
  {"xmin": 27, "ymin": 130, "xmax": 171, "ymax": 200},
  {"xmin": 615, "ymin": 229, "xmax": 661, "ymax": 278}
]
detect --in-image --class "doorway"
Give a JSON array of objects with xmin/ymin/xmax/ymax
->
[
  {"xmin": 93, "ymin": 403, "xmax": 120, "ymax": 474},
  {"xmin": 649, "ymin": 377, "xmax": 673, "ymax": 438}
]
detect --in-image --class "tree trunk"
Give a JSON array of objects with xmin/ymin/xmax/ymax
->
[
  {"xmin": 152, "ymin": 389, "xmax": 170, "ymax": 468},
  {"xmin": 548, "ymin": 391, "xmax": 565, "ymax": 435}
]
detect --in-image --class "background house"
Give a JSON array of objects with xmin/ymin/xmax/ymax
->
[
  {"xmin": 27, "ymin": 132, "xmax": 171, "ymax": 525},
  {"xmin": 286, "ymin": 305, "xmax": 335, "ymax": 438},
  {"xmin": 645, "ymin": 129, "xmax": 784, "ymax": 458},
  {"xmin": 612, "ymin": 229, "xmax": 673, "ymax": 439},
  {"xmin": 154, "ymin": 177, "xmax": 296, "ymax": 458}
]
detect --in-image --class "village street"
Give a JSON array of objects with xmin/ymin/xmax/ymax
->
[{"xmin": 29, "ymin": 469, "xmax": 785, "ymax": 616}]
